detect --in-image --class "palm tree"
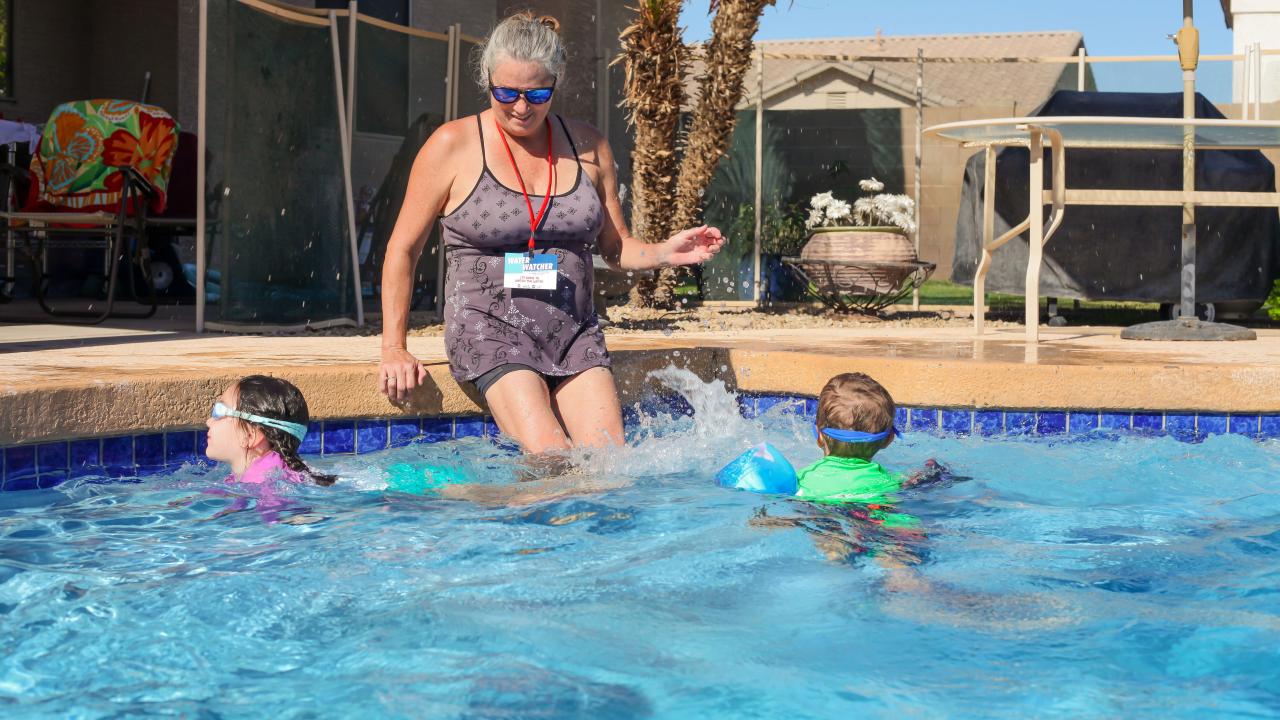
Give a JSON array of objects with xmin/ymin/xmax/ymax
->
[
  {"xmin": 616, "ymin": 0, "xmax": 687, "ymax": 306},
  {"xmin": 619, "ymin": 0, "xmax": 775, "ymax": 308}
]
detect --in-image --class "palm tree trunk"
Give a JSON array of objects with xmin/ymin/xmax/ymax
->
[
  {"xmin": 657, "ymin": 0, "xmax": 774, "ymax": 302},
  {"xmin": 616, "ymin": 0, "xmax": 687, "ymax": 307}
]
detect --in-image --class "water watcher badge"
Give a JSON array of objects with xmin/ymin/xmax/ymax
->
[{"xmin": 503, "ymin": 252, "xmax": 558, "ymax": 290}]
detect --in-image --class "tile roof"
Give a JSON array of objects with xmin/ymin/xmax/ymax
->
[{"xmin": 689, "ymin": 30, "xmax": 1086, "ymax": 110}]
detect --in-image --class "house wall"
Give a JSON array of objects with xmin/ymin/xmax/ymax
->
[
  {"xmin": 3, "ymin": 1, "xmax": 92, "ymax": 124},
  {"xmin": 1230, "ymin": 0, "xmax": 1280, "ymax": 103},
  {"xmin": 766, "ymin": 70, "xmax": 915, "ymax": 111},
  {"xmin": 3, "ymin": 1, "xmax": 184, "ymax": 125}
]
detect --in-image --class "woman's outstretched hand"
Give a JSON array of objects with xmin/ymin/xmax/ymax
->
[
  {"xmin": 662, "ymin": 225, "xmax": 725, "ymax": 267},
  {"xmin": 380, "ymin": 347, "xmax": 428, "ymax": 401}
]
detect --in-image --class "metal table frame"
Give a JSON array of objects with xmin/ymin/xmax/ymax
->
[{"xmin": 925, "ymin": 116, "xmax": 1280, "ymax": 342}]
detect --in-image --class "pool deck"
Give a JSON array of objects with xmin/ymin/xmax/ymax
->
[{"xmin": 2, "ymin": 319, "xmax": 1279, "ymax": 446}]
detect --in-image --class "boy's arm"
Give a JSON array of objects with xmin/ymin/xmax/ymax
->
[{"xmin": 901, "ymin": 459, "xmax": 952, "ymax": 490}]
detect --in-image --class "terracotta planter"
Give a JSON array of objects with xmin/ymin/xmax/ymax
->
[{"xmin": 798, "ymin": 226, "xmax": 917, "ymax": 294}]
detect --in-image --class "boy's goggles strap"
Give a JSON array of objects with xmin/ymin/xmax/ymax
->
[{"xmin": 812, "ymin": 424, "xmax": 897, "ymax": 443}]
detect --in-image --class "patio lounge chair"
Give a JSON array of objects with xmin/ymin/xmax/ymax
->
[{"xmin": 0, "ymin": 98, "xmax": 180, "ymax": 323}]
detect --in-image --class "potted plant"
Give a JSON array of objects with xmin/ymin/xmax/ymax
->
[{"xmin": 798, "ymin": 178, "xmax": 918, "ymax": 294}]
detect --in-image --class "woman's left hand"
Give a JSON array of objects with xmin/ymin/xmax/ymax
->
[{"xmin": 661, "ymin": 225, "xmax": 725, "ymax": 267}]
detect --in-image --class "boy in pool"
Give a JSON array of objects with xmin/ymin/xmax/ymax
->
[{"xmin": 751, "ymin": 372, "xmax": 951, "ymax": 563}]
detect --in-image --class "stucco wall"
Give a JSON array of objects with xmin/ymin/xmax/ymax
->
[
  {"xmin": 1230, "ymin": 0, "xmax": 1280, "ymax": 103},
  {"xmin": 2, "ymin": 0, "xmax": 182, "ymax": 126},
  {"xmin": 2, "ymin": 0, "xmax": 92, "ymax": 124}
]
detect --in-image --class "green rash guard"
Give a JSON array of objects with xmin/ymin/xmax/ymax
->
[{"xmin": 794, "ymin": 455, "xmax": 920, "ymax": 529}]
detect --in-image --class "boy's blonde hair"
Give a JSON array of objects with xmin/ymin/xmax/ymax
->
[{"xmin": 816, "ymin": 373, "xmax": 895, "ymax": 459}]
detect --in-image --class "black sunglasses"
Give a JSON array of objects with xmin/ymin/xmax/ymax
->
[{"xmin": 488, "ymin": 75, "xmax": 556, "ymax": 105}]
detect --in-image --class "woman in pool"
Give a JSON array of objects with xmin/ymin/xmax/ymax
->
[
  {"xmin": 378, "ymin": 12, "xmax": 724, "ymax": 455},
  {"xmin": 206, "ymin": 375, "xmax": 335, "ymax": 487}
]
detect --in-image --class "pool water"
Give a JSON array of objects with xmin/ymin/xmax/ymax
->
[{"xmin": 2, "ymin": 372, "xmax": 1279, "ymax": 718}]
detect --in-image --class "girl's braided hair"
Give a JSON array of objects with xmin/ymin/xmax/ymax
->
[{"xmin": 234, "ymin": 375, "xmax": 335, "ymax": 486}]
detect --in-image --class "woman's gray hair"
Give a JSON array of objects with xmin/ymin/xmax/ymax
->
[{"xmin": 474, "ymin": 12, "xmax": 567, "ymax": 92}]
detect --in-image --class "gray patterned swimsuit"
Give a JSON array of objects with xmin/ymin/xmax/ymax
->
[{"xmin": 439, "ymin": 115, "xmax": 610, "ymax": 384}]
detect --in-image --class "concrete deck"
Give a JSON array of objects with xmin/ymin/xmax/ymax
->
[{"xmin": 3, "ymin": 319, "xmax": 1279, "ymax": 446}]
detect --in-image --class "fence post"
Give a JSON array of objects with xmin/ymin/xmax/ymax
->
[
  {"xmin": 753, "ymin": 47, "xmax": 763, "ymax": 305},
  {"xmin": 346, "ymin": 1, "xmax": 357, "ymax": 143},
  {"xmin": 329, "ymin": 10, "xmax": 365, "ymax": 326},
  {"xmin": 1077, "ymin": 47, "xmax": 1086, "ymax": 91},
  {"xmin": 196, "ymin": 0, "xmax": 208, "ymax": 332},
  {"xmin": 912, "ymin": 47, "xmax": 923, "ymax": 311}
]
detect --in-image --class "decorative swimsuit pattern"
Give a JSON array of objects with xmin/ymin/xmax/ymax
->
[{"xmin": 438, "ymin": 115, "xmax": 609, "ymax": 383}]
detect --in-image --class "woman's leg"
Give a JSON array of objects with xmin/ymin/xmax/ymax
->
[
  {"xmin": 484, "ymin": 369, "xmax": 572, "ymax": 454},
  {"xmin": 551, "ymin": 367, "xmax": 625, "ymax": 448}
]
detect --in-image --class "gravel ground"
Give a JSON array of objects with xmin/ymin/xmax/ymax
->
[{"xmin": 306, "ymin": 303, "xmax": 1020, "ymax": 337}]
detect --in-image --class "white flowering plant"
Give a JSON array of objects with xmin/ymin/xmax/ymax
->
[{"xmin": 804, "ymin": 177, "xmax": 916, "ymax": 235}]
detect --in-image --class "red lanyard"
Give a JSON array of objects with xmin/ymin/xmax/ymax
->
[{"xmin": 494, "ymin": 116, "xmax": 555, "ymax": 253}]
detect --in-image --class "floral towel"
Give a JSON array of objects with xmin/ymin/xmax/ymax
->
[{"xmin": 27, "ymin": 99, "xmax": 179, "ymax": 215}]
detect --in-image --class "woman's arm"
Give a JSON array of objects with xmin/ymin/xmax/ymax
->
[
  {"xmin": 379, "ymin": 122, "xmax": 463, "ymax": 400},
  {"xmin": 587, "ymin": 125, "xmax": 724, "ymax": 271}
]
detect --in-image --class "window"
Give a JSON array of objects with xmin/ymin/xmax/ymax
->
[
  {"xmin": 0, "ymin": 0, "xmax": 12, "ymax": 98},
  {"xmin": 315, "ymin": 0, "xmax": 412, "ymax": 135},
  {"xmin": 314, "ymin": 0, "xmax": 408, "ymax": 25}
]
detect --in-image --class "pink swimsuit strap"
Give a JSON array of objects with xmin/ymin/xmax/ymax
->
[{"xmin": 232, "ymin": 452, "xmax": 306, "ymax": 485}]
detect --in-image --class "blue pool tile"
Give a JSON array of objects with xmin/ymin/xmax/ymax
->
[
  {"xmin": 1261, "ymin": 415, "xmax": 1280, "ymax": 440},
  {"xmin": 37, "ymin": 471, "xmax": 69, "ymax": 489},
  {"xmin": 736, "ymin": 394, "xmax": 757, "ymax": 418},
  {"xmin": 70, "ymin": 439, "xmax": 102, "ymax": 474},
  {"xmin": 894, "ymin": 407, "xmax": 909, "ymax": 430},
  {"xmin": 1005, "ymin": 412, "xmax": 1036, "ymax": 435},
  {"xmin": 1100, "ymin": 412, "xmax": 1132, "ymax": 431},
  {"xmin": 1068, "ymin": 412, "xmax": 1099, "ymax": 434},
  {"xmin": 669, "ymin": 394, "xmax": 695, "ymax": 417},
  {"xmin": 754, "ymin": 395, "xmax": 786, "ymax": 415},
  {"xmin": 758, "ymin": 395, "xmax": 807, "ymax": 416},
  {"xmin": 909, "ymin": 408, "xmax": 939, "ymax": 432},
  {"xmin": 195, "ymin": 431, "xmax": 209, "ymax": 457},
  {"xmin": 1036, "ymin": 412, "xmax": 1067, "ymax": 435},
  {"xmin": 974, "ymin": 411, "xmax": 1003, "ymax": 436},
  {"xmin": 165, "ymin": 432, "xmax": 198, "ymax": 466},
  {"xmin": 298, "ymin": 422, "xmax": 323, "ymax": 455},
  {"xmin": 1131, "ymin": 413, "xmax": 1163, "ymax": 434},
  {"xmin": 1228, "ymin": 414, "xmax": 1259, "ymax": 438},
  {"xmin": 485, "ymin": 418, "xmax": 501, "ymax": 439},
  {"xmin": 1197, "ymin": 414, "xmax": 1228, "ymax": 437},
  {"xmin": 803, "ymin": 398, "xmax": 818, "ymax": 419},
  {"xmin": 1164, "ymin": 413, "xmax": 1197, "ymax": 442},
  {"xmin": 455, "ymin": 417, "xmax": 485, "ymax": 438},
  {"xmin": 323, "ymin": 421, "xmax": 356, "ymax": 454},
  {"xmin": 356, "ymin": 421, "xmax": 388, "ymax": 454},
  {"xmin": 101, "ymin": 436, "xmax": 134, "ymax": 473},
  {"xmin": 37, "ymin": 442, "xmax": 69, "ymax": 473},
  {"xmin": 642, "ymin": 394, "xmax": 692, "ymax": 418},
  {"xmin": 940, "ymin": 410, "xmax": 972, "ymax": 435},
  {"xmin": 5, "ymin": 446, "xmax": 36, "ymax": 482},
  {"xmin": 135, "ymin": 434, "xmax": 166, "ymax": 469},
  {"xmin": 4, "ymin": 474, "xmax": 39, "ymax": 491},
  {"xmin": 389, "ymin": 419, "xmax": 420, "ymax": 447},
  {"xmin": 422, "ymin": 417, "xmax": 454, "ymax": 443}
]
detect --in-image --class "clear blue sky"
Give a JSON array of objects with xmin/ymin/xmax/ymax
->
[{"xmin": 681, "ymin": 0, "xmax": 1235, "ymax": 102}]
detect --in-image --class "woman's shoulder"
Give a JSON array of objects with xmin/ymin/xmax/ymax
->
[
  {"xmin": 421, "ymin": 115, "xmax": 481, "ymax": 160},
  {"xmin": 559, "ymin": 116, "xmax": 606, "ymax": 151}
]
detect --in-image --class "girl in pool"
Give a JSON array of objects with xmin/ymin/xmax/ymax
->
[{"xmin": 206, "ymin": 375, "xmax": 335, "ymax": 487}]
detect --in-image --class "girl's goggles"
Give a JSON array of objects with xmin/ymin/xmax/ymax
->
[{"xmin": 211, "ymin": 401, "xmax": 308, "ymax": 442}]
